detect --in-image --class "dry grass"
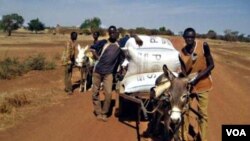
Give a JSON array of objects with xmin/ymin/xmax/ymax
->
[
  {"xmin": 0, "ymin": 94, "xmax": 30, "ymax": 114},
  {"xmin": 0, "ymin": 32, "xmax": 76, "ymax": 130},
  {"xmin": 0, "ymin": 87, "xmax": 66, "ymax": 130}
]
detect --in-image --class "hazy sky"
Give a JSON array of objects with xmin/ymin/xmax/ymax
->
[{"xmin": 1, "ymin": 0, "xmax": 250, "ymax": 35}]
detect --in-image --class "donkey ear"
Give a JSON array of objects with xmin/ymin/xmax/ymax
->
[{"xmin": 163, "ymin": 64, "xmax": 175, "ymax": 81}]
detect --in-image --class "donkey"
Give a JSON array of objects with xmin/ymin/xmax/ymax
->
[
  {"xmin": 75, "ymin": 45, "xmax": 91, "ymax": 92},
  {"xmin": 147, "ymin": 64, "xmax": 200, "ymax": 141}
]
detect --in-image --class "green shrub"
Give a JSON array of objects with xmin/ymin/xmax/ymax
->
[
  {"xmin": 0, "ymin": 57, "xmax": 24, "ymax": 79},
  {"xmin": 23, "ymin": 54, "xmax": 46, "ymax": 70},
  {"xmin": 45, "ymin": 61, "xmax": 56, "ymax": 70},
  {"xmin": 0, "ymin": 54, "xmax": 57, "ymax": 80}
]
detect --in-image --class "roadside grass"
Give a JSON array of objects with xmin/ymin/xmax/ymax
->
[
  {"xmin": 0, "ymin": 32, "xmax": 93, "ymax": 130},
  {"xmin": 0, "ymin": 54, "xmax": 56, "ymax": 80},
  {"xmin": 0, "ymin": 88, "xmax": 65, "ymax": 130}
]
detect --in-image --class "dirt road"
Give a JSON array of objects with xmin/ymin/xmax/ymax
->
[{"xmin": 0, "ymin": 38, "xmax": 249, "ymax": 141}]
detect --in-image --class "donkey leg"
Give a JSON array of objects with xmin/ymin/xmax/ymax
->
[
  {"xmin": 163, "ymin": 116, "xmax": 171, "ymax": 141},
  {"xmin": 79, "ymin": 67, "xmax": 84, "ymax": 92}
]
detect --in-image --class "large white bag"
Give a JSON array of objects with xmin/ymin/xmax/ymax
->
[{"xmin": 120, "ymin": 35, "xmax": 181, "ymax": 93}]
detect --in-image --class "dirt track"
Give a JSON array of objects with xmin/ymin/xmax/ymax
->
[{"xmin": 0, "ymin": 38, "xmax": 249, "ymax": 141}]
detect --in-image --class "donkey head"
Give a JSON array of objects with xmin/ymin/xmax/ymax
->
[
  {"xmin": 151, "ymin": 65, "xmax": 196, "ymax": 124},
  {"xmin": 162, "ymin": 65, "xmax": 190, "ymax": 123},
  {"xmin": 75, "ymin": 45, "xmax": 89, "ymax": 67}
]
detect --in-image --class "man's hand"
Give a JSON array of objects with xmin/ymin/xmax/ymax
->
[
  {"xmin": 130, "ymin": 34, "xmax": 143, "ymax": 46},
  {"xmin": 67, "ymin": 61, "xmax": 72, "ymax": 65},
  {"xmin": 135, "ymin": 37, "xmax": 143, "ymax": 46},
  {"xmin": 90, "ymin": 49, "xmax": 99, "ymax": 59}
]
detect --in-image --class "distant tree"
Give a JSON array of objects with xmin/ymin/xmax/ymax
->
[
  {"xmin": 118, "ymin": 27, "xmax": 126, "ymax": 37},
  {"xmin": 165, "ymin": 29, "xmax": 174, "ymax": 36},
  {"xmin": 28, "ymin": 18, "xmax": 45, "ymax": 34},
  {"xmin": 237, "ymin": 34, "xmax": 245, "ymax": 41},
  {"xmin": 224, "ymin": 29, "xmax": 238, "ymax": 41},
  {"xmin": 206, "ymin": 30, "xmax": 217, "ymax": 39},
  {"xmin": 159, "ymin": 26, "xmax": 166, "ymax": 32},
  {"xmin": 135, "ymin": 27, "xmax": 150, "ymax": 35},
  {"xmin": 178, "ymin": 31, "xmax": 183, "ymax": 36},
  {"xmin": 1, "ymin": 13, "xmax": 24, "ymax": 36},
  {"xmin": 0, "ymin": 20, "xmax": 4, "ymax": 30},
  {"xmin": 98, "ymin": 28, "xmax": 106, "ymax": 36},
  {"xmin": 197, "ymin": 33, "xmax": 207, "ymax": 39},
  {"xmin": 150, "ymin": 29, "xmax": 159, "ymax": 35},
  {"xmin": 80, "ymin": 17, "xmax": 101, "ymax": 32}
]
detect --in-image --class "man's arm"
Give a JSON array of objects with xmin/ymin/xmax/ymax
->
[
  {"xmin": 118, "ymin": 34, "xmax": 143, "ymax": 47},
  {"xmin": 65, "ymin": 41, "xmax": 72, "ymax": 64},
  {"xmin": 90, "ymin": 39, "xmax": 107, "ymax": 53},
  {"xmin": 190, "ymin": 42, "xmax": 215, "ymax": 85},
  {"xmin": 130, "ymin": 34, "xmax": 143, "ymax": 46},
  {"xmin": 178, "ymin": 55, "xmax": 187, "ymax": 76},
  {"xmin": 90, "ymin": 39, "xmax": 107, "ymax": 60}
]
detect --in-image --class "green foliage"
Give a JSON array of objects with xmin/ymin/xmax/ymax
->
[
  {"xmin": 224, "ymin": 29, "xmax": 239, "ymax": 41},
  {"xmin": 0, "ymin": 57, "xmax": 25, "ymax": 79},
  {"xmin": 0, "ymin": 54, "xmax": 56, "ymax": 80},
  {"xmin": 80, "ymin": 17, "xmax": 101, "ymax": 32},
  {"xmin": 96, "ymin": 28, "xmax": 106, "ymax": 36},
  {"xmin": 118, "ymin": 27, "xmax": 126, "ymax": 37},
  {"xmin": 28, "ymin": 18, "xmax": 45, "ymax": 33},
  {"xmin": 45, "ymin": 61, "xmax": 56, "ymax": 70},
  {"xmin": 159, "ymin": 27, "xmax": 166, "ymax": 32},
  {"xmin": 207, "ymin": 30, "xmax": 217, "ymax": 39},
  {"xmin": 1, "ymin": 13, "xmax": 24, "ymax": 36},
  {"xmin": 82, "ymin": 28, "xmax": 92, "ymax": 35},
  {"xmin": 0, "ymin": 20, "xmax": 4, "ymax": 30},
  {"xmin": 135, "ymin": 27, "xmax": 150, "ymax": 35},
  {"xmin": 23, "ymin": 54, "xmax": 46, "ymax": 70},
  {"xmin": 149, "ymin": 29, "xmax": 159, "ymax": 35}
]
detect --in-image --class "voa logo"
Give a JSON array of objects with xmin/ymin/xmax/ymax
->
[{"xmin": 226, "ymin": 129, "xmax": 246, "ymax": 136}]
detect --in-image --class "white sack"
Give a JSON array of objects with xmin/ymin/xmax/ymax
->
[{"xmin": 120, "ymin": 35, "xmax": 181, "ymax": 93}]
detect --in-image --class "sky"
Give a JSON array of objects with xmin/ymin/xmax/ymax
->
[{"xmin": 1, "ymin": 0, "xmax": 250, "ymax": 35}]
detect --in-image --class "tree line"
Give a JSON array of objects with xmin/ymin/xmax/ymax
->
[{"xmin": 0, "ymin": 13, "xmax": 250, "ymax": 42}]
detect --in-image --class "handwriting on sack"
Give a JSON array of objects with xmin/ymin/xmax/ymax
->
[
  {"xmin": 150, "ymin": 37, "xmax": 167, "ymax": 44},
  {"xmin": 137, "ymin": 73, "xmax": 158, "ymax": 81},
  {"xmin": 137, "ymin": 52, "xmax": 162, "ymax": 74},
  {"xmin": 138, "ymin": 52, "xmax": 162, "ymax": 60}
]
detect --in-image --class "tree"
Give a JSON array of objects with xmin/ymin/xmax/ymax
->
[
  {"xmin": 1, "ymin": 13, "xmax": 24, "ymax": 36},
  {"xmin": 206, "ymin": 30, "xmax": 217, "ymax": 39},
  {"xmin": 28, "ymin": 18, "xmax": 45, "ymax": 34},
  {"xmin": 118, "ymin": 27, "xmax": 126, "ymax": 37},
  {"xmin": 0, "ymin": 20, "xmax": 4, "ymax": 30},
  {"xmin": 165, "ymin": 29, "xmax": 174, "ymax": 36},
  {"xmin": 80, "ymin": 17, "xmax": 101, "ymax": 32},
  {"xmin": 224, "ymin": 29, "xmax": 239, "ymax": 41},
  {"xmin": 159, "ymin": 26, "xmax": 166, "ymax": 32}
]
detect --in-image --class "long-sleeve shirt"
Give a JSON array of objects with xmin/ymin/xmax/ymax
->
[
  {"xmin": 92, "ymin": 37, "xmax": 129, "ymax": 74},
  {"xmin": 94, "ymin": 42, "xmax": 125, "ymax": 74},
  {"xmin": 62, "ymin": 40, "xmax": 78, "ymax": 65}
]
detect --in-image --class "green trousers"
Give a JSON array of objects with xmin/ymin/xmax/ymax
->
[
  {"xmin": 64, "ymin": 65, "xmax": 73, "ymax": 92},
  {"xmin": 181, "ymin": 91, "xmax": 209, "ymax": 141}
]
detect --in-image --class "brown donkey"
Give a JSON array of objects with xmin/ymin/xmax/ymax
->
[{"xmin": 147, "ymin": 64, "xmax": 200, "ymax": 141}]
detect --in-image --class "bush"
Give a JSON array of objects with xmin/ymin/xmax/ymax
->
[
  {"xmin": 0, "ymin": 54, "xmax": 56, "ymax": 80},
  {"xmin": 23, "ymin": 54, "xmax": 46, "ymax": 70},
  {"xmin": 0, "ymin": 57, "xmax": 24, "ymax": 79},
  {"xmin": 0, "ymin": 94, "xmax": 30, "ymax": 114},
  {"xmin": 45, "ymin": 61, "xmax": 56, "ymax": 70}
]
